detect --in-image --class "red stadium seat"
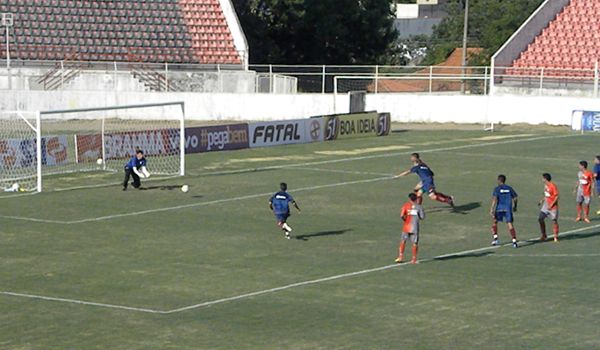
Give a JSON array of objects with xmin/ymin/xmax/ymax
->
[{"xmin": 0, "ymin": 0, "xmax": 242, "ymax": 64}]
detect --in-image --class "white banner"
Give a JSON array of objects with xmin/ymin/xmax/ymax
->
[{"xmin": 249, "ymin": 119, "xmax": 307, "ymax": 148}]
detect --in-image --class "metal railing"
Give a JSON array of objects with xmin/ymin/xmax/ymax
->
[{"xmin": 1, "ymin": 59, "xmax": 599, "ymax": 97}]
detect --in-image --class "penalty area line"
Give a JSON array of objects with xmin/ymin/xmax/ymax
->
[{"xmin": 2, "ymin": 223, "xmax": 599, "ymax": 315}]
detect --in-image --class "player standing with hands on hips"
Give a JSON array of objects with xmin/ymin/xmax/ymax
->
[
  {"xmin": 574, "ymin": 160, "xmax": 593, "ymax": 223},
  {"xmin": 539, "ymin": 173, "xmax": 560, "ymax": 242},
  {"xmin": 123, "ymin": 150, "xmax": 148, "ymax": 191},
  {"xmin": 269, "ymin": 182, "xmax": 301, "ymax": 239},
  {"xmin": 396, "ymin": 192, "xmax": 425, "ymax": 264}
]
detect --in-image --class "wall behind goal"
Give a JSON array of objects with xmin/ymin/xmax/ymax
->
[{"xmin": 2, "ymin": 90, "xmax": 600, "ymax": 125}]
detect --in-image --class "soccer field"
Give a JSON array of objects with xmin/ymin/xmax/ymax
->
[{"xmin": 1, "ymin": 125, "xmax": 599, "ymax": 349}]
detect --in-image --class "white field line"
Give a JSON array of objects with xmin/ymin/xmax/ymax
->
[
  {"xmin": 290, "ymin": 167, "xmax": 392, "ymax": 177},
  {"xmin": 0, "ymin": 134, "xmax": 575, "ymax": 224},
  {"xmin": 450, "ymin": 152, "xmax": 574, "ymax": 163},
  {"xmin": 3, "ymin": 223, "xmax": 597, "ymax": 314},
  {"xmin": 0, "ymin": 176, "xmax": 395, "ymax": 225},
  {"xmin": 192, "ymin": 134, "xmax": 576, "ymax": 177},
  {"xmin": 0, "ymin": 291, "xmax": 165, "ymax": 314}
]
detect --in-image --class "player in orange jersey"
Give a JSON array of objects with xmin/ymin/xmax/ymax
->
[
  {"xmin": 574, "ymin": 160, "xmax": 593, "ymax": 223},
  {"xmin": 539, "ymin": 173, "xmax": 560, "ymax": 242},
  {"xmin": 396, "ymin": 192, "xmax": 425, "ymax": 264}
]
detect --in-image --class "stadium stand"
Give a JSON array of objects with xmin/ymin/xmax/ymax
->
[
  {"xmin": 0, "ymin": 0, "xmax": 245, "ymax": 65},
  {"xmin": 508, "ymin": 0, "xmax": 598, "ymax": 78}
]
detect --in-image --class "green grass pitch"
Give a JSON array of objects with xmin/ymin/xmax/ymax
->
[{"xmin": 1, "ymin": 125, "xmax": 600, "ymax": 349}]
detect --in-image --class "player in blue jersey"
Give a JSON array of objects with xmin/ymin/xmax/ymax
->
[
  {"xmin": 123, "ymin": 150, "xmax": 147, "ymax": 191},
  {"xmin": 395, "ymin": 153, "xmax": 454, "ymax": 206},
  {"xmin": 269, "ymin": 182, "xmax": 301, "ymax": 239},
  {"xmin": 594, "ymin": 156, "xmax": 600, "ymax": 215},
  {"xmin": 490, "ymin": 174, "xmax": 519, "ymax": 248}
]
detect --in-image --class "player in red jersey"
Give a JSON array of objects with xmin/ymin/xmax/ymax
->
[
  {"xmin": 396, "ymin": 192, "xmax": 425, "ymax": 264},
  {"xmin": 539, "ymin": 173, "xmax": 560, "ymax": 242},
  {"xmin": 574, "ymin": 160, "xmax": 593, "ymax": 223}
]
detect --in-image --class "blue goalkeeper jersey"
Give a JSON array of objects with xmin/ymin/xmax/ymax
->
[
  {"xmin": 493, "ymin": 184, "xmax": 518, "ymax": 212},
  {"xmin": 126, "ymin": 156, "xmax": 146, "ymax": 169},
  {"xmin": 270, "ymin": 191, "xmax": 294, "ymax": 215}
]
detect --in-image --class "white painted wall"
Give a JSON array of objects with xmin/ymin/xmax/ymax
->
[
  {"xmin": 366, "ymin": 94, "xmax": 600, "ymax": 125},
  {"xmin": 1, "ymin": 90, "xmax": 598, "ymax": 125}
]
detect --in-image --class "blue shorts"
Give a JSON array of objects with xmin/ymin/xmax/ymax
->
[
  {"xmin": 275, "ymin": 213, "xmax": 290, "ymax": 223},
  {"xmin": 421, "ymin": 179, "xmax": 435, "ymax": 194},
  {"xmin": 596, "ymin": 182, "xmax": 600, "ymax": 195},
  {"xmin": 495, "ymin": 211, "xmax": 514, "ymax": 223}
]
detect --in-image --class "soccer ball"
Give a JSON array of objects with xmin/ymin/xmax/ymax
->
[
  {"xmin": 181, "ymin": 185, "xmax": 189, "ymax": 193},
  {"xmin": 96, "ymin": 158, "xmax": 103, "ymax": 165}
]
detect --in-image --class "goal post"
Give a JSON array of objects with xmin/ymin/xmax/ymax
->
[{"xmin": 1, "ymin": 102, "xmax": 185, "ymax": 194}]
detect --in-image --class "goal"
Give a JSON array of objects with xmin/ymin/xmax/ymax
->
[{"xmin": 0, "ymin": 102, "xmax": 185, "ymax": 194}]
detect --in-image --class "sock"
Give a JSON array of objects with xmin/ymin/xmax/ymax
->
[
  {"xmin": 509, "ymin": 228, "xmax": 517, "ymax": 240},
  {"xmin": 492, "ymin": 223, "xmax": 498, "ymax": 236},
  {"xmin": 411, "ymin": 245, "xmax": 418, "ymax": 261},
  {"xmin": 577, "ymin": 204, "xmax": 582, "ymax": 217},
  {"xmin": 584, "ymin": 205, "xmax": 590, "ymax": 218},
  {"xmin": 434, "ymin": 192, "xmax": 451, "ymax": 203},
  {"xmin": 399, "ymin": 241, "xmax": 406, "ymax": 258},
  {"xmin": 553, "ymin": 222, "xmax": 559, "ymax": 238},
  {"xmin": 540, "ymin": 221, "xmax": 546, "ymax": 236}
]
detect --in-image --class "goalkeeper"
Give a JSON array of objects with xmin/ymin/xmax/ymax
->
[{"xmin": 123, "ymin": 150, "xmax": 148, "ymax": 191}]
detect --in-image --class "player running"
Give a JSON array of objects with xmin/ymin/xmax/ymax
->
[
  {"xmin": 539, "ymin": 173, "xmax": 560, "ymax": 242},
  {"xmin": 396, "ymin": 192, "xmax": 425, "ymax": 264},
  {"xmin": 269, "ymin": 182, "xmax": 301, "ymax": 239},
  {"xmin": 489, "ymin": 175, "xmax": 519, "ymax": 248},
  {"xmin": 395, "ymin": 153, "xmax": 454, "ymax": 207},
  {"xmin": 123, "ymin": 150, "xmax": 147, "ymax": 191},
  {"xmin": 574, "ymin": 160, "xmax": 593, "ymax": 223},
  {"xmin": 593, "ymin": 156, "xmax": 600, "ymax": 215}
]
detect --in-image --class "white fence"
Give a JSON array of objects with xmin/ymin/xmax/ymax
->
[{"xmin": 2, "ymin": 60, "xmax": 600, "ymax": 96}]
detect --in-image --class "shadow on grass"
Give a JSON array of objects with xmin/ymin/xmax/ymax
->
[
  {"xmin": 452, "ymin": 202, "xmax": 482, "ymax": 214},
  {"xmin": 426, "ymin": 202, "xmax": 481, "ymax": 214},
  {"xmin": 140, "ymin": 185, "xmax": 185, "ymax": 191},
  {"xmin": 434, "ymin": 250, "xmax": 495, "ymax": 261},
  {"xmin": 295, "ymin": 229, "xmax": 352, "ymax": 241}
]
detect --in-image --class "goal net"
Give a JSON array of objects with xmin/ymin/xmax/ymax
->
[
  {"xmin": 0, "ymin": 102, "xmax": 185, "ymax": 194},
  {"xmin": 0, "ymin": 111, "xmax": 40, "ymax": 194}
]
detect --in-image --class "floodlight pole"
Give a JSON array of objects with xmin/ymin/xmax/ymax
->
[
  {"xmin": 461, "ymin": 0, "xmax": 469, "ymax": 94},
  {"xmin": 2, "ymin": 13, "xmax": 13, "ymax": 90}
]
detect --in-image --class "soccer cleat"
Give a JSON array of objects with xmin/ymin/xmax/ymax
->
[
  {"xmin": 575, "ymin": 216, "xmax": 582, "ymax": 222},
  {"xmin": 395, "ymin": 257, "xmax": 403, "ymax": 264},
  {"xmin": 122, "ymin": 187, "xmax": 127, "ymax": 191},
  {"xmin": 410, "ymin": 258, "xmax": 418, "ymax": 264},
  {"xmin": 554, "ymin": 237, "xmax": 559, "ymax": 243},
  {"xmin": 597, "ymin": 210, "xmax": 600, "ymax": 215},
  {"xmin": 449, "ymin": 196, "xmax": 455, "ymax": 208},
  {"xmin": 512, "ymin": 240, "xmax": 518, "ymax": 248},
  {"xmin": 284, "ymin": 231, "xmax": 291, "ymax": 239},
  {"xmin": 491, "ymin": 239, "xmax": 499, "ymax": 246},
  {"xmin": 584, "ymin": 217, "xmax": 591, "ymax": 223},
  {"xmin": 540, "ymin": 234, "xmax": 547, "ymax": 242}
]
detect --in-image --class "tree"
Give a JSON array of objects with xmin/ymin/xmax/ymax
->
[
  {"xmin": 232, "ymin": 0, "xmax": 400, "ymax": 64},
  {"xmin": 424, "ymin": 0, "xmax": 545, "ymax": 65}
]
